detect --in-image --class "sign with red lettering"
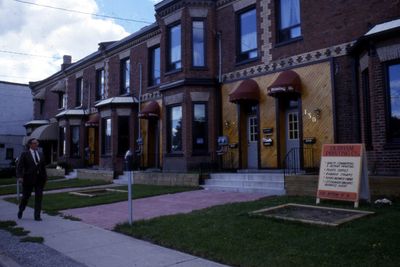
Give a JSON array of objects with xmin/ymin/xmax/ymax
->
[{"xmin": 316, "ymin": 144, "xmax": 370, "ymax": 208}]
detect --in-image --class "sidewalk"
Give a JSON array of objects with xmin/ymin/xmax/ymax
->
[
  {"xmin": 63, "ymin": 190, "xmax": 268, "ymax": 229},
  {"xmin": 0, "ymin": 199, "xmax": 228, "ymax": 267}
]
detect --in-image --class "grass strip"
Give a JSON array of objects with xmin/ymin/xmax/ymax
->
[
  {"xmin": 9, "ymin": 227, "xmax": 30, "ymax": 236},
  {"xmin": 20, "ymin": 236, "xmax": 44, "ymax": 243},
  {"xmin": 0, "ymin": 178, "xmax": 111, "ymax": 195},
  {"xmin": 0, "ymin": 221, "xmax": 30, "ymax": 237},
  {"xmin": 115, "ymin": 196, "xmax": 400, "ymax": 267},
  {"xmin": 0, "ymin": 176, "xmax": 62, "ymax": 186},
  {"xmin": 5, "ymin": 184, "xmax": 199, "ymax": 213},
  {"xmin": 0, "ymin": 220, "xmax": 17, "ymax": 228}
]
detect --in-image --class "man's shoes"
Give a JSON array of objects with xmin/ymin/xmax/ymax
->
[
  {"xmin": 17, "ymin": 210, "xmax": 23, "ymax": 219},
  {"xmin": 34, "ymin": 217, "xmax": 42, "ymax": 221}
]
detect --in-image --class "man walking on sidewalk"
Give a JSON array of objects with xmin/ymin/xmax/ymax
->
[{"xmin": 16, "ymin": 138, "xmax": 47, "ymax": 221}]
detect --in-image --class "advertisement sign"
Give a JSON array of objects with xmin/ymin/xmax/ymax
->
[{"xmin": 316, "ymin": 144, "xmax": 370, "ymax": 208}]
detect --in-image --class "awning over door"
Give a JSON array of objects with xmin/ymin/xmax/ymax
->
[
  {"xmin": 27, "ymin": 123, "xmax": 58, "ymax": 142},
  {"xmin": 229, "ymin": 79, "xmax": 260, "ymax": 103},
  {"xmin": 139, "ymin": 101, "xmax": 160, "ymax": 119},
  {"xmin": 85, "ymin": 113, "xmax": 100, "ymax": 127},
  {"xmin": 267, "ymin": 70, "xmax": 301, "ymax": 97}
]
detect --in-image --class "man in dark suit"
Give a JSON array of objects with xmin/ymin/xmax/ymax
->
[{"xmin": 16, "ymin": 138, "xmax": 47, "ymax": 221}]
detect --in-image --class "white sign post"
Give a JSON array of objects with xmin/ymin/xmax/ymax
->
[
  {"xmin": 125, "ymin": 150, "xmax": 133, "ymax": 225},
  {"xmin": 128, "ymin": 169, "xmax": 133, "ymax": 225},
  {"xmin": 316, "ymin": 144, "xmax": 370, "ymax": 208}
]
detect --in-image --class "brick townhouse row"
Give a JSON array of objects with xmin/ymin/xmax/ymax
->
[{"xmin": 25, "ymin": 0, "xmax": 400, "ymax": 176}]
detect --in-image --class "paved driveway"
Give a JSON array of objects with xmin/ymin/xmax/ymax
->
[{"xmin": 62, "ymin": 190, "xmax": 268, "ymax": 229}]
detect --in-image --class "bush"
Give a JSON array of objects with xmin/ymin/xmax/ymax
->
[
  {"xmin": 0, "ymin": 167, "xmax": 16, "ymax": 178},
  {"xmin": 56, "ymin": 161, "xmax": 73, "ymax": 175},
  {"xmin": 46, "ymin": 163, "xmax": 57, "ymax": 169}
]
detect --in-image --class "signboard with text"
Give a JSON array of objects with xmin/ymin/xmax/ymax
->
[{"xmin": 316, "ymin": 144, "xmax": 370, "ymax": 208}]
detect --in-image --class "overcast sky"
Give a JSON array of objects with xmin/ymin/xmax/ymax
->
[{"xmin": 0, "ymin": 0, "xmax": 161, "ymax": 84}]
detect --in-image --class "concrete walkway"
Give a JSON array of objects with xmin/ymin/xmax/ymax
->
[
  {"xmin": 0, "ymin": 199, "xmax": 228, "ymax": 267},
  {"xmin": 62, "ymin": 190, "xmax": 267, "ymax": 229}
]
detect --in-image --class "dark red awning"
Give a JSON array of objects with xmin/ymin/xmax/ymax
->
[
  {"xmin": 85, "ymin": 113, "xmax": 100, "ymax": 127},
  {"xmin": 229, "ymin": 79, "xmax": 260, "ymax": 103},
  {"xmin": 139, "ymin": 101, "xmax": 160, "ymax": 119},
  {"xmin": 267, "ymin": 70, "xmax": 301, "ymax": 97}
]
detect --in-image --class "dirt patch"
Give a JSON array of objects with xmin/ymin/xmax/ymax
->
[{"xmin": 250, "ymin": 203, "xmax": 374, "ymax": 226}]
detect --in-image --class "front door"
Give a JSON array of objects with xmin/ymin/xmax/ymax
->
[
  {"xmin": 88, "ymin": 127, "xmax": 99, "ymax": 166},
  {"xmin": 247, "ymin": 115, "xmax": 258, "ymax": 169},
  {"xmin": 285, "ymin": 109, "xmax": 300, "ymax": 169},
  {"xmin": 147, "ymin": 120, "xmax": 158, "ymax": 168}
]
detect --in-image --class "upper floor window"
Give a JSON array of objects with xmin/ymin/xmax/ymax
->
[
  {"xmin": 168, "ymin": 105, "xmax": 182, "ymax": 153},
  {"xmin": 120, "ymin": 58, "xmax": 130, "ymax": 95},
  {"xmin": 58, "ymin": 93, "xmax": 66, "ymax": 109},
  {"xmin": 387, "ymin": 62, "xmax": 400, "ymax": 141},
  {"xmin": 192, "ymin": 20, "xmax": 205, "ymax": 67},
  {"xmin": 76, "ymin": 77, "xmax": 83, "ymax": 107},
  {"xmin": 278, "ymin": 0, "xmax": 301, "ymax": 43},
  {"xmin": 149, "ymin": 46, "xmax": 161, "ymax": 86},
  {"xmin": 96, "ymin": 68, "xmax": 105, "ymax": 100},
  {"xmin": 39, "ymin": 100, "xmax": 44, "ymax": 115},
  {"xmin": 168, "ymin": 24, "xmax": 182, "ymax": 71},
  {"xmin": 237, "ymin": 8, "xmax": 258, "ymax": 62}
]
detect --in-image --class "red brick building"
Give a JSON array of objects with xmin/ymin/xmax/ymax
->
[{"xmin": 26, "ymin": 0, "xmax": 400, "ymax": 176}]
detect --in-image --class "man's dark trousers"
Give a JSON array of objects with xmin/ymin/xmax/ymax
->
[{"xmin": 19, "ymin": 183, "xmax": 44, "ymax": 218}]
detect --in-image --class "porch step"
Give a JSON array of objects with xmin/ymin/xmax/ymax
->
[{"xmin": 202, "ymin": 172, "xmax": 286, "ymax": 195}]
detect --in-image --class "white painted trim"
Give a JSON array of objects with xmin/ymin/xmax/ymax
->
[
  {"xmin": 147, "ymin": 36, "xmax": 161, "ymax": 48},
  {"xmin": 189, "ymin": 7, "xmax": 208, "ymax": 18},
  {"xmin": 233, "ymin": 0, "xmax": 256, "ymax": 11},
  {"xmin": 164, "ymin": 10, "xmax": 183, "ymax": 25}
]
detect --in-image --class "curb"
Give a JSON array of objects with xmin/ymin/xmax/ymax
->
[{"xmin": 0, "ymin": 252, "xmax": 22, "ymax": 267}]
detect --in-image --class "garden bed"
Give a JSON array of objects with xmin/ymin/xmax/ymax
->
[{"xmin": 250, "ymin": 203, "xmax": 374, "ymax": 226}]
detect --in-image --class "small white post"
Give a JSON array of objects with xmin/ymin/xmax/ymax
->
[
  {"xmin": 128, "ymin": 170, "xmax": 133, "ymax": 225},
  {"xmin": 16, "ymin": 179, "xmax": 20, "ymax": 202}
]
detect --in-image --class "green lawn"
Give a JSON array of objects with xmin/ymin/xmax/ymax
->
[
  {"xmin": 115, "ymin": 196, "xmax": 400, "ymax": 267},
  {"xmin": 6, "ymin": 184, "xmax": 199, "ymax": 214},
  {"xmin": 0, "ymin": 176, "xmax": 61, "ymax": 186},
  {"xmin": 0, "ymin": 179, "xmax": 110, "ymax": 195},
  {"xmin": 0, "ymin": 178, "xmax": 19, "ymax": 186}
]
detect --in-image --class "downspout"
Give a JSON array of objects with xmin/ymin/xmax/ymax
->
[
  {"xmin": 351, "ymin": 57, "xmax": 361, "ymax": 143},
  {"xmin": 137, "ymin": 63, "xmax": 143, "ymax": 169},
  {"xmin": 138, "ymin": 63, "xmax": 143, "ymax": 136},
  {"xmin": 217, "ymin": 31, "xmax": 222, "ymax": 83},
  {"xmin": 216, "ymin": 31, "xmax": 223, "ymax": 167}
]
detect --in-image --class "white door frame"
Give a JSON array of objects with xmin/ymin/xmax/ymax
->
[{"xmin": 247, "ymin": 115, "xmax": 258, "ymax": 169}]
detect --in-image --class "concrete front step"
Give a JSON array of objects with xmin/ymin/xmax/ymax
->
[{"xmin": 202, "ymin": 185, "xmax": 285, "ymax": 195}]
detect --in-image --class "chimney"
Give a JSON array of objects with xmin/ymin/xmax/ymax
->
[{"xmin": 61, "ymin": 55, "xmax": 72, "ymax": 70}]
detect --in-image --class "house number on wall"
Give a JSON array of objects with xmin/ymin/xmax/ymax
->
[{"xmin": 304, "ymin": 109, "xmax": 320, "ymax": 123}]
